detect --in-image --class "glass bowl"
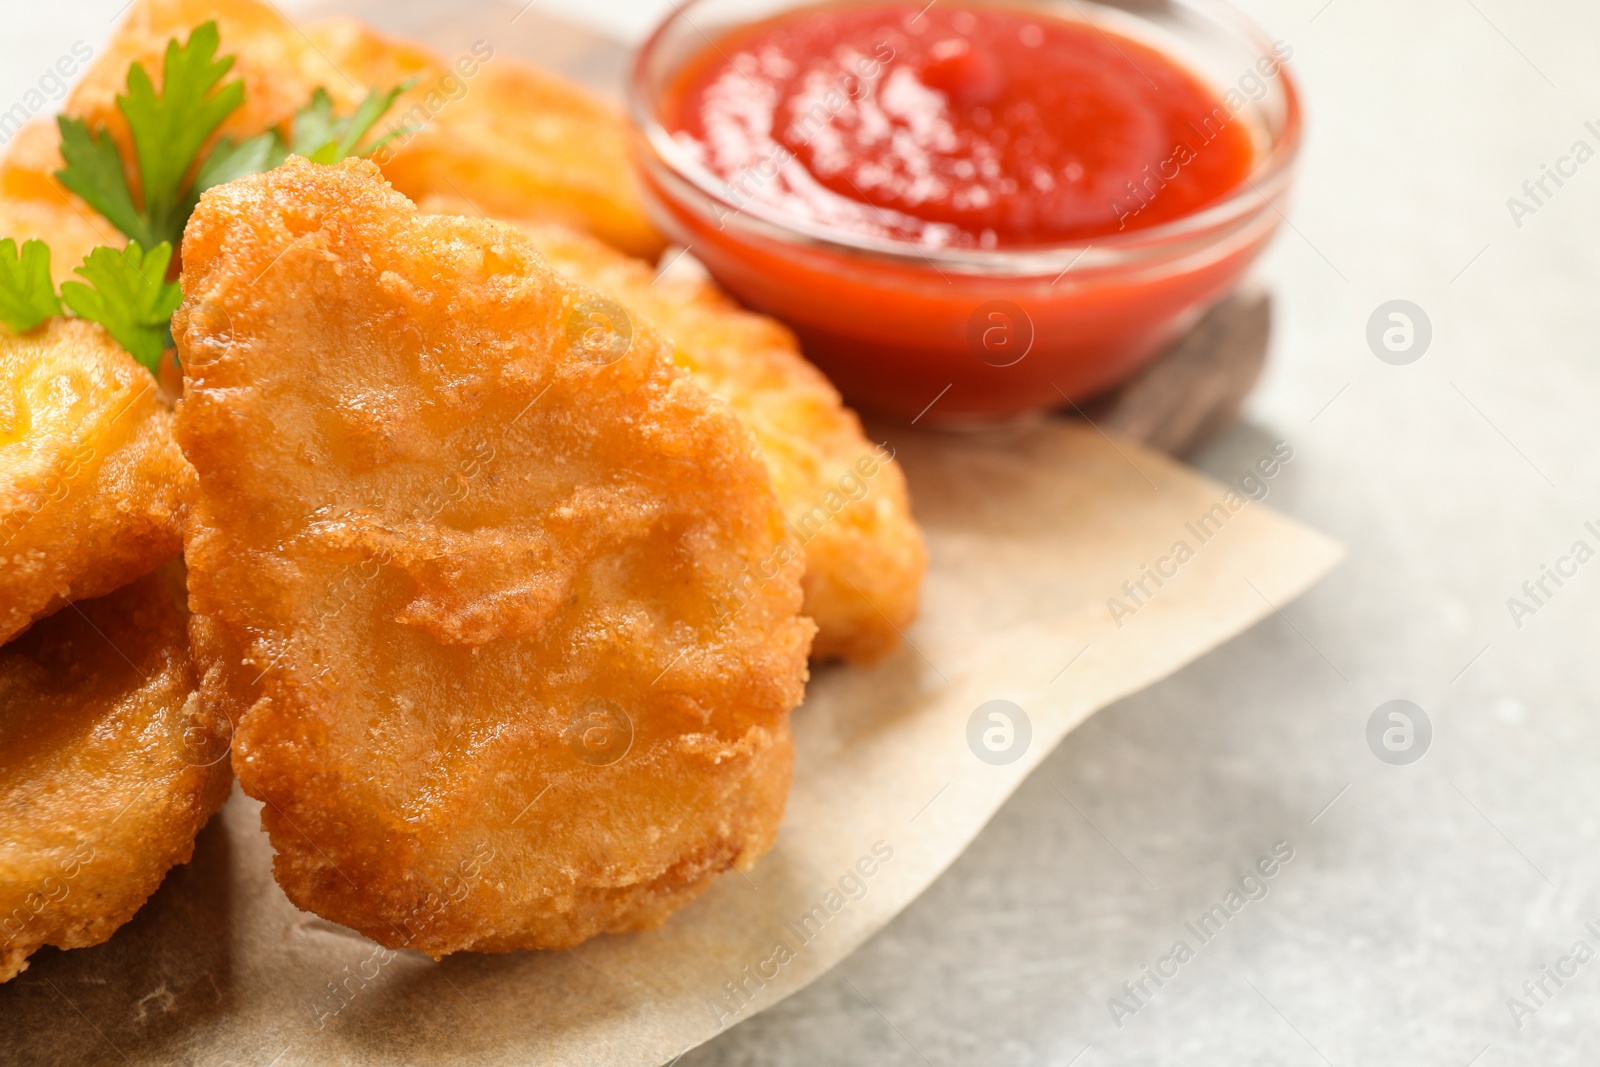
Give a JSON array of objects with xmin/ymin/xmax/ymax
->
[{"xmin": 629, "ymin": 0, "xmax": 1302, "ymax": 424}]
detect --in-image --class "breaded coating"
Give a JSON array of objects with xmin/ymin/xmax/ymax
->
[
  {"xmin": 424, "ymin": 203, "xmax": 926, "ymax": 663},
  {"xmin": 0, "ymin": 319, "xmax": 194, "ymax": 645},
  {"xmin": 174, "ymin": 157, "xmax": 812, "ymax": 955},
  {"xmin": 0, "ymin": 567, "xmax": 232, "ymax": 983},
  {"xmin": 307, "ymin": 17, "xmax": 666, "ymax": 260}
]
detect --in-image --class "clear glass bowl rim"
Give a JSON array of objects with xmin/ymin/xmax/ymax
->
[{"xmin": 627, "ymin": 0, "xmax": 1304, "ymax": 278}]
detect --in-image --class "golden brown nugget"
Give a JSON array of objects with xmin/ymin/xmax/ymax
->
[
  {"xmin": 3, "ymin": 0, "xmax": 663, "ymax": 260},
  {"xmin": 0, "ymin": 568, "xmax": 232, "ymax": 983},
  {"xmin": 1, "ymin": 0, "xmax": 356, "ymax": 209},
  {"xmin": 307, "ymin": 17, "xmax": 666, "ymax": 260},
  {"xmin": 70, "ymin": 0, "xmax": 354, "ymax": 143},
  {"xmin": 175, "ymin": 157, "xmax": 812, "ymax": 955},
  {"xmin": 0, "ymin": 319, "xmax": 193, "ymax": 645},
  {"xmin": 422, "ymin": 202, "xmax": 926, "ymax": 663}
]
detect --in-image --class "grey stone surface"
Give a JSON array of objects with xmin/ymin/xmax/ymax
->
[{"xmin": 679, "ymin": 2, "xmax": 1600, "ymax": 1063}]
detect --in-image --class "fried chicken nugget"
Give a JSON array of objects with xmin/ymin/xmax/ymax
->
[
  {"xmin": 174, "ymin": 157, "xmax": 812, "ymax": 954},
  {"xmin": 421, "ymin": 203, "xmax": 926, "ymax": 662},
  {"xmin": 1, "ymin": 567, "xmax": 232, "ymax": 983},
  {"xmin": 4, "ymin": 0, "xmax": 663, "ymax": 259},
  {"xmin": 0, "ymin": 0, "xmax": 357, "ymax": 208},
  {"xmin": 306, "ymin": 17, "xmax": 666, "ymax": 260},
  {"xmin": 75, "ymin": 0, "xmax": 353, "ymax": 140},
  {"xmin": 0, "ymin": 319, "xmax": 194, "ymax": 645}
]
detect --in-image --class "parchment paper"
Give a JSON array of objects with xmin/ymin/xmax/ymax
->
[
  {"xmin": 1, "ymin": 6, "xmax": 1339, "ymax": 1063},
  {"xmin": 3, "ymin": 418, "xmax": 1340, "ymax": 1066}
]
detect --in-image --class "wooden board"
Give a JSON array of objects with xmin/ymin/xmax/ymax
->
[{"xmin": 1086, "ymin": 284, "xmax": 1271, "ymax": 457}]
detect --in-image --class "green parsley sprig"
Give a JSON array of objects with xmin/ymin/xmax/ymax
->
[
  {"xmin": 5, "ymin": 20, "xmax": 413, "ymax": 373},
  {"xmin": 56, "ymin": 21, "xmax": 243, "ymax": 251},
  {"xmin": 0, "ymin": 239, "xmax": 61, "ymax": 333},
  {"xmin": 0, "ymin": 239, "xmax": 180, "ymax": 372},
  {"xmin": 202, "ymin": 83, "xmax": 417, "ymax": 188},
  {"xmin": 60, "ymin": 243, "xmax": 183, "ymax": 370}
]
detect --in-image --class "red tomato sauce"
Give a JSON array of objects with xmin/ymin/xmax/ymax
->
[{"xmin": 662, "ymin": 3, "xmax": 1256, "ymax": 248}]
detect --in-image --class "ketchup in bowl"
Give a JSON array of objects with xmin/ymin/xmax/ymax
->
[{"xmin": 632, "ymin": 0, "xmax": 1300, "ymax": 423}]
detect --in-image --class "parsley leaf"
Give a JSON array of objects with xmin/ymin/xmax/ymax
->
[
  {"xmin": 60, "ymin": 242, "xmax": 182, "ymax": 371},
  {"xmin": 55, "ymin": 119, "xmax": 147, "ymax": 244},
  {"xmin": 55, "ymin": 21, "xmax": 244, "ymax": 250},
  {"xmin": 42, "ymin": 22, "xmax": 411, "ymax": 373},
  {"xmin": 0, "ymin": 239, "xmax": 62, "ymax": 334},
  {"xmin": 197, "ymin": 82, "xmax": 417, "ymax": 197},
  {"xmin": 301, "ymin": 84, "xmax": 413, "ymax": 162},
  {"xmin": 194, "ymin": 130, "xmax": 282, "ymax": 194},
  {"xmin": 124, "ymin": 21, "xmax": 244, "ymax": 237},
  {"xmin": 288, "ymin": 88, "xmax": 344, "ymax": 162}
]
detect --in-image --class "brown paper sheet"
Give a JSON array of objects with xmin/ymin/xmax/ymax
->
[
  {"xmin": 3, "ymin": 7, "xmax": 1339, "ymax": 1061},
  {"xmin": 4, "ymin": 419, "xmax": 1339, "ymax": 1065}
]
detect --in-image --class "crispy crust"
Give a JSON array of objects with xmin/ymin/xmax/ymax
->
[
  {"xmin": 429, "ymin": 207, "xmax": 927, "ymax": 662},
  {"xmin": 175, "ymin": 157, "xmax": 811, "ymax": 955},
  {"xmin": 0, "ymin": 318, "xmax": 194, "ymax": 644},
  {"xmin": 0, "ymin": 567, "xmax": 232, "ymax": 983}
]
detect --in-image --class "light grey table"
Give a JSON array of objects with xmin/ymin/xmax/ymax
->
[
  {"xmin": 679, "ymin": 2, "xmax": 1600, "ymax": 1063},
  {"xmin": 7, "ymin": 2, "xmax": 1597, "ymax": 1065}
]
